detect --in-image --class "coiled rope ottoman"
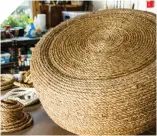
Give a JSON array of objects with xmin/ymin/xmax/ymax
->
[{"xmin": 31, "ymin": 9, "xmax": 156, "ymax": 135}]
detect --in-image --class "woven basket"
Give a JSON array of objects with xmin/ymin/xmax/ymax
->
[{"xmin": 31, "ymin": 9, "xmax": 156, "ymax": 135}]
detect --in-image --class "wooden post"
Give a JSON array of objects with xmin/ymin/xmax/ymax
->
[{"xmin": 32, "ymin": 1, "xmax": 41, "ymax": 18}]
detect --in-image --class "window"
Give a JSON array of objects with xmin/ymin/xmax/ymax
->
[{"xmin": 1, "ymin": 0, "xmax": 32, "ymax": 28}]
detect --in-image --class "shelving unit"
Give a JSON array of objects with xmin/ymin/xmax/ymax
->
[
  {"xmin": 1, "ymin": 37, "xmax": 40, "ymax": 74},
  {"xmin": 1, "ymin": 62, "xmax": 14, "ymax": 69},
  {"xmin": 43, "ymin": 4, "xmax": 82, "ymax": 8},
  {"xmin": 39, "ymin": 3, "xmax": 83, "ymax": 28}
]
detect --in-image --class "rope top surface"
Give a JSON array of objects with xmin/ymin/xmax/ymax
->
[{"xmin": 31, "ymin": 9, "xmax": 156, "ymax": 80}]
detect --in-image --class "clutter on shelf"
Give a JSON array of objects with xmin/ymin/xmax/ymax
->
[
  {"xmin": 18, "ymin": 47, "xmax": 33, "ymax": 68},
  {"xmin": 0, "ymin": 25, "xmax": 25, "ymax": 39},
  {"xmin": 1, "ymin": 52, "xmax": 11, "ymax": 64},
  {"xmin": 25, "ymin": 14, "xmax": 46, "ymax": 38},
  {"xmin": 0, "ymin": 14, "xmax": 46, "ymax": 40}
]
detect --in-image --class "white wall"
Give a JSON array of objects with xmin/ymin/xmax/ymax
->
[
  {"xmin": 92, "ymin": 0, "xmax": 157, "ymax": 13},
  {"xmin": 92, "ymin": 0, "xmax": 134, "ymax": 11},
  {"xmin": 92, "ymin": 0, "xmax": 106, "ymax": 11}
]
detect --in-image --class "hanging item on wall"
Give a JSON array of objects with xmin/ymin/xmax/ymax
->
[{"xmin": 147, "ymin": 0, "xmax": 155, "ymax": 8}]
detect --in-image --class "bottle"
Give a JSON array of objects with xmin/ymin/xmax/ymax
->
[
  {"xmin": 27, "ymin": 48, "xmax": 32, "ymax": 55},
  {"xmin": 28, "ymin": 19, "xmax": 37, "ymax": 38},
  {"xmin": 28, "ymin": 23, "xmax": 37, "ymax": 38},
  {"xmin": 27, "ymin": 58, "xmax": 31, "ymax": 66},
  {"xmin": 24, "ymin": 58, "xmax": 28, "ymax": 66}
]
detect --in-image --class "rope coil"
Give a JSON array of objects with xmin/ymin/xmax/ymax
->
[
  {"xmin": 1, "ymin": 74, "xmax": 15, "ymax": 91},
  {"xmin": 0, "ymin": 99, "xmax": 33, "ymax": 133}
]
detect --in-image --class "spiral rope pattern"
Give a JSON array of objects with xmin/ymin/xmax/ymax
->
[
  {"xmin": 31, "ymin": 9, "xmax": 156, "ymax": 135},
  {"xmin": 0, "ymin": 99, "xmax": 33, "ymax": 133},
  {"xmin": 13, "ymin": 81, "xmax": 33, "ymax": 88}
]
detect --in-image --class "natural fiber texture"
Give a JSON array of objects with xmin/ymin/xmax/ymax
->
[
  {"xmin": 0, "ymin": 99, "xmax": 33, "ymax": 133},
  {"xmin": 13, "ymin": 81, "xmax": 33, "ymax": 88},
  {"xmin": 1, "ymin": 74, "xmax": 15, "ymax": 91},
  {"xmin": 14, "ymin": 70, "xmax": 33, "ymax": 88},
  {"xmin": 31, "ymin": 9, "xmax": 156, "ymax": 135},
  {"xmin": 19, "ymin": 70, "xmax": 33, "ymax": 84},
  {"xmin": 1, "ymin": 84, "xmax": 14, "ymax": 91},
  {"xmin": 3, "ymin": 88, "xmax": 39, "ymax": 106}
]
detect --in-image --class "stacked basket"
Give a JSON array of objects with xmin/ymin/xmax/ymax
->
[
  {"xmin": 31, "ymin": 9, "xmax": 156, "ymax": 135},
  {"xmin": 0, "ymin": 99, "xmax": 33, "ymax": 133}
]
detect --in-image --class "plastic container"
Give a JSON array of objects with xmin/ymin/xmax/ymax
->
[
  {"xmin": 62, "ymin": 11, "xmax": 89, "ymax": 21},
  {"xmin": 28, "ymin": 23, "xmax": 37, "ymax": 38},
  {"xmin": 1, "ymin": 52, "xmax": 11, "ymax": 64},
  {"xmin": 37, "ymin": 14, "xmax": 46, "ymax": 32}
]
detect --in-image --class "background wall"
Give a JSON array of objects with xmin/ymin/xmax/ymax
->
[{"xmin": 92, "ymin": 0, "xmax": 156, "ymax": 13}]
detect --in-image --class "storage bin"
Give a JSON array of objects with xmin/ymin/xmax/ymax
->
[
  {"xmin": 1, "ymin": 52, "xmax": 11, "ymax": 64},
  {"xmin": 62, "ymin": 11, "xmax": 89, "ymax": 21}
]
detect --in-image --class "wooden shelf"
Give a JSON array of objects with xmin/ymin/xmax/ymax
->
[
  {"xmin": 1, "ymin": 62, "xmax": 14, "ymax": 69},
  {"xmin": 43, "ymin": 4, "xmax": 82, "ymax": 8},
  {"xmin": 19, "ymin": 66, "xmax": 30, "ymax": 70},
  {"xmin": 1, "ymin": 37, "xmax": 41, "ymax": 48}
]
